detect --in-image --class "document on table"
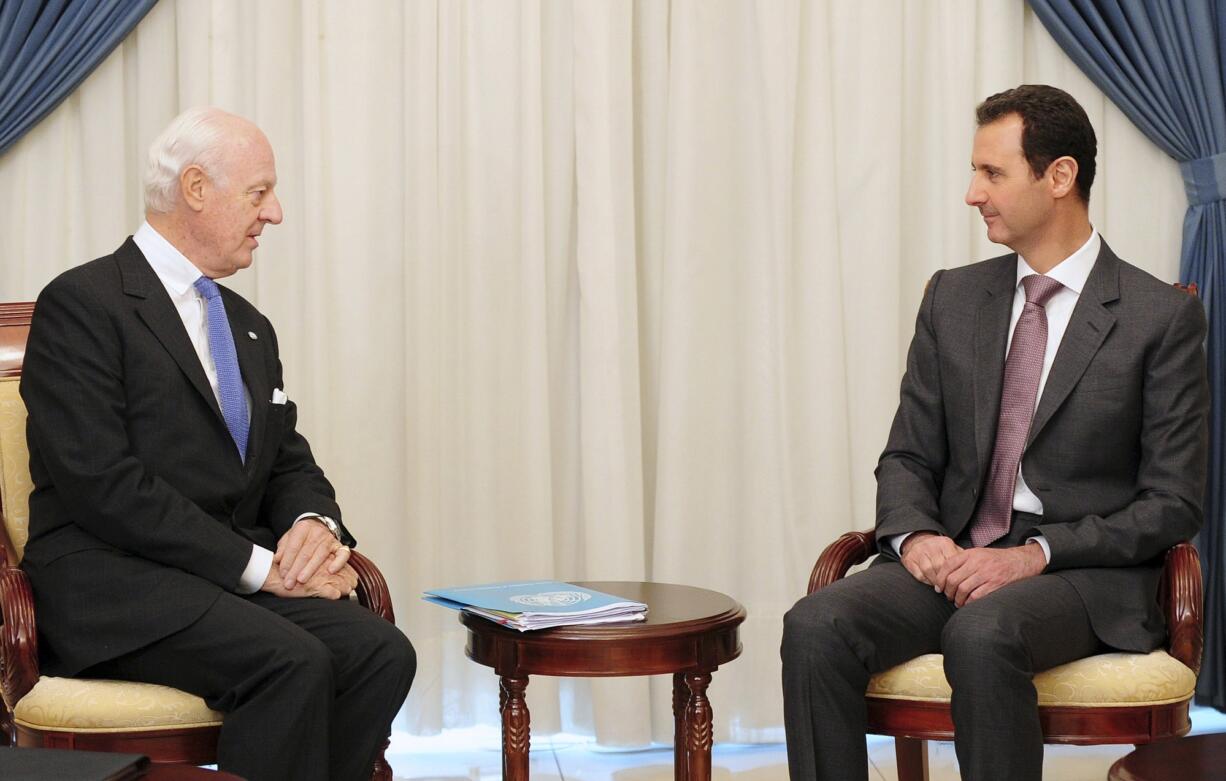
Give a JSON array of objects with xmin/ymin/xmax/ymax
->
[{"xmin": 424, "ymin": 580, "xmax": 647, "ymax": 631}]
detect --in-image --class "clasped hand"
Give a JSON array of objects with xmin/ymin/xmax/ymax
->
[
  {"xmin": 900, "ymin": 532, "xmax": 1045, "ymax": 607},
  {"xmin": 261, "ymin": 518, "xmax": 356, "ymax": 599}
]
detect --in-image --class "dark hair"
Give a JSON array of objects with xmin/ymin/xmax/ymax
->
[{"xmin": 976, "ymin": 84, "xmax": 1097, "ymax": 203}]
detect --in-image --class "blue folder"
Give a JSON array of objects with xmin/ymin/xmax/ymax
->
[{"xmin": 424, "ymin": 580, "xmax": 643, "ymax": 616}]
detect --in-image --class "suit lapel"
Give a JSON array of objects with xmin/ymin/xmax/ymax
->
[
  {"xmin": 224, "ymin": 293, "xmax": 269, "ymax": 471},
  {"xmin": 973, "ymin": 258, "xmax": 1017, "ymax": 478},
  {"xmin": 119, "ymin": 240, "xmax": 225, "ymax": 424},
  {"xmin": 1026, "ymin": 245, "xmax": 1119, "ymax": 448}
]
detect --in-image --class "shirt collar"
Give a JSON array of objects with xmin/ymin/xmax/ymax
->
[
  {"xmin": 1016, "ymin": 227, "xmax": 1100, "ymax": 296},
  {"xmin": 132, "ymin": 220, "xmax": 207, "ymax": 298}
]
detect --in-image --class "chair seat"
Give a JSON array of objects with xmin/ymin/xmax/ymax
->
[
  {"xmin": 13, "ymin": 676, "xmax": 223, "ymax": 732},
  {"xmin": 867, "ymin": 650, "xmax": 1196, "ymax": 707}
]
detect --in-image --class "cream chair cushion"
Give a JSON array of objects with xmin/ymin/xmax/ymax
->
[
  {"xmin": 14, "ymin": 677, "xmax": 223, "ymax": 732},
  {"xmin": 867, "ymin": 650, "xmax": 1196, "ymax": 707},
  {"xmin": 0, "ymin": 376, "xmax": 31, "ymax": 560}
]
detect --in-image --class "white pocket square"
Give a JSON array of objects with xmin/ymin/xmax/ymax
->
[{"xmin": 271, "ymin": 388, "xmax": 288, "ymax": 405}]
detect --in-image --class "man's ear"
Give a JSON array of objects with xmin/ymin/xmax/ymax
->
[
  {"xmin": 180, "ymin": 165, "xmax": 207, "ymax": 212},
  {"xmin": 1047, "ymin": 156, "xmax": 1079, "ymax": 199}
]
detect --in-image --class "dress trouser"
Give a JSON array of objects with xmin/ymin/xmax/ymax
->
[
  {"xmin": 86, "ymin": 590, "xmax": 416, "ymax": 781},
  {"xmin": 781, "ymin": 521, "xmax": 1102, "ymax": 781}
]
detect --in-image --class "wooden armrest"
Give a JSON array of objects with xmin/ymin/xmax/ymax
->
[
  {"xmin": 349, "ymin": 550, "xmax": 395, "ymax": 625},
  {"xmin": 808, "ymin": 530, "xmax": 877, "ymax": 595},
  {"xmin": 1161, "ymin": 541, "xmax": 1202, "ymax": 674},
  {"xmin": 0, "ymin": 563, "xmax": 39, "ymax": 709}
]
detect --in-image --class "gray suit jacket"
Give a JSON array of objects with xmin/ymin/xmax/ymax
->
[{"xmin": 875, "ymin": 241, "xmax": 1208, "ymax": 652}]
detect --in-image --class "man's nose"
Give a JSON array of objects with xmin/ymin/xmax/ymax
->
[
  {"xmin": 965, "ymin": 180, "xmax": 985, "ymax": 207},
  {"xmin": 262, "ymin": 192, "xmax": 284, "ymax": 225}
]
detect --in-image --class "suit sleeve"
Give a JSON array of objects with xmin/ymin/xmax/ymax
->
[
  {"xmin": 21, "ymin": 275, "xmax": 254, "ymax": 589},
  {"xmin": 874, "ymin": 271, "xmax": 951, "ymax": 551},
  {"xmin": 1037, "ymin": 292, "xmax": 1208, "ymax": 569},
  {"xmin": 257, "ymin": 319, "xmax": 355, "ymax": 547}
]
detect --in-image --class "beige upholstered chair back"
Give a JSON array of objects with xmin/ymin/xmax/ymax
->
[
  {"xmin": 0, "ymin": 304, "xmax": 34, "ymax": 564},
  {"xmin": 0, "ymin": 378, "xmax": 31, "ymax": 562}
]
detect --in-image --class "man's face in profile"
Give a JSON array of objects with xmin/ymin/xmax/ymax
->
[
  {"xmin": 193, "ymin": 128, "xmax": 284, "ymax": 279},
  {"xmin": 964, "ymin": 114, "xmax": 1055, "ymax": 253}
]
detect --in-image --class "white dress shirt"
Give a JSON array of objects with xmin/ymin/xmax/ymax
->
[
  {"xmin": 133, "ymin": 221, "xmax": 329, "ymax": 593},
  {"xmin": 891, "ymin": 229, "xmax": 1101, "ymax": 563}
]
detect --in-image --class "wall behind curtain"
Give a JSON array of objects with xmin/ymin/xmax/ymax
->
[{"xmin": 0, "ymin": 0, "xmax": 1187, "ymax": 744}]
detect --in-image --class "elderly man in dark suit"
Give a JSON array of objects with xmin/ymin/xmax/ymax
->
[
  {"xmin": 781, "ymin": 85, "xmax": 1208, "ymax": 781},
  {"xmin": 20, "ymin": 107, "xmax": 415, "ymax": 781}
]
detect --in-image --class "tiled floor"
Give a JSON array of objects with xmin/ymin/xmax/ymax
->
[{"xmin": 386, "ymin": 706, "xmax": 1226, "ymax": 780}]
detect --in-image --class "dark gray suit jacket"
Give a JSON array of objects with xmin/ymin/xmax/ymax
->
[
  {"xmin": 875, "ymin": 241, "xmax": 1208, "ymax": 652},
  {"xmin": 21, "ymin": 238, "xmax": 355, "ymax": 677}
]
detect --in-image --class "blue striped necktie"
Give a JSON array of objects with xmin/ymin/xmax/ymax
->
[{"xmin": 193, "ymin": 276, "xmax": 250, "ymax": 461}]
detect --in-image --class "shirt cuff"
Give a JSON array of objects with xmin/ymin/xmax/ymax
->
[
  {"xmin": 237, "ymin": 544, "xmax": 275, "ymax": 594},
  {"xmin": 1027, "ymin": 534, "xmax": 1052, "ymax": 564},
  {"xmin": 294, "ymin": 513, "xmax": 333, "ymax": 526},
  {"xmin": 888, "ymin": 532, "xmax": 912, "ymax": 558}
]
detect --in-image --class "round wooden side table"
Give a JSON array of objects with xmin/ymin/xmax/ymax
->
[
  {"xmin": 460, "ymin": 581, "xmax": 745, "ymax": 781},
  {"xmin": 1108, "ymin": 733, "xmax": 1226, "ymax": 780}
]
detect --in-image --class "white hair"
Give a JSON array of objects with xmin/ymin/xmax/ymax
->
[{"xmin": 142, "ymin": 107, "xmax": 236, "ymax": 213}]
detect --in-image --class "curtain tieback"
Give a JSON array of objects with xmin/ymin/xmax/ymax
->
[{"xmin": 1180, "ymin": 152, "xmax": 1226, "ymax": 207}]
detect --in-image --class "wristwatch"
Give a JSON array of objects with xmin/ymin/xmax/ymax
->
[{"xmin": 313, "ymin": 515, "xmax": 342, "ymax": 542}]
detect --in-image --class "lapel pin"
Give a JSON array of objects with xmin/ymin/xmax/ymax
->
[{"xmin": 248, "ymin": 331, "xmax": 258, "ymax": 340}]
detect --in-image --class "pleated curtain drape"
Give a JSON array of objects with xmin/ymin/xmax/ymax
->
[
  {"xmin": 0, "ymin": 0, "xmax": 157, "ymax": 156},
  {"xmin": 0, "ymin": 0, "xmax": 1192, "ymax": 744},
  {"xmin": 1028, "ymin": 0, "xmax": 1226, "ymax": 712}
]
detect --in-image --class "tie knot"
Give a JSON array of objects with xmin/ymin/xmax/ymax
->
[
  {"xmin": 193, "ymin": 276, "xmax": 220, "ymax": 301},
  {"xmin": 1021, "ymin": 274, "xmax": 1063, "ymax": 307}
]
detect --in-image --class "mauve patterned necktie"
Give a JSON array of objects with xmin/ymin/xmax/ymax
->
[
  {"xmin": 969, "ymin": 274, "xmax": 1064, "ymax": 547},
  {"xmin": 193, "ymin": 276, "xmax": 250, "ymax": 462}
]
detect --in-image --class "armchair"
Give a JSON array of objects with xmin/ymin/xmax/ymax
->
[
  {"xmin": 809, "ymin": 529, "xmax": 1202, "ymax": 781},
  {"xmin": 0, "ymin": 301, "xmax": 398, "ymax": 779}
]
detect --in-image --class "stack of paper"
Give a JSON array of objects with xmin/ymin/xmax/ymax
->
[{"xmin": 424, "ymin": 580, "xmax": 647, "ymax": 631}]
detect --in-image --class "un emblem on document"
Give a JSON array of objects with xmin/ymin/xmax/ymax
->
[{"xmin": 510, "ymin": 591, "xmax": 592, "ymax": 608}]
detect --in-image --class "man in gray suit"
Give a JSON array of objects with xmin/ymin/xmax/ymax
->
[{"xmin": 781, "ymin": 85, "xmax": 1208, "ymax": 781}]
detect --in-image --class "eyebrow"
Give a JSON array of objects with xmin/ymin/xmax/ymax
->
[{"xmin": 971, "ymin": 163, "xmax": 1004, "ymax": 174}]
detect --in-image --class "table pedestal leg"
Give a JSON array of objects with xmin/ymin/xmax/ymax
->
[
  {"xmin": 500, "ymin": 675, "xmax": 530, "ymax": 781},
  {"xmin": 673, "ymin": 673, "xmax": 690, "ymax": 781},
  {"xmin": 683, "ymin": 671, "xmax": 713, "ymax": 781}
]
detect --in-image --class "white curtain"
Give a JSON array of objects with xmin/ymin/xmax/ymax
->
[{"xmin": 0, "ymin": 0, "xmax": 1187, "ymax": 746}]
